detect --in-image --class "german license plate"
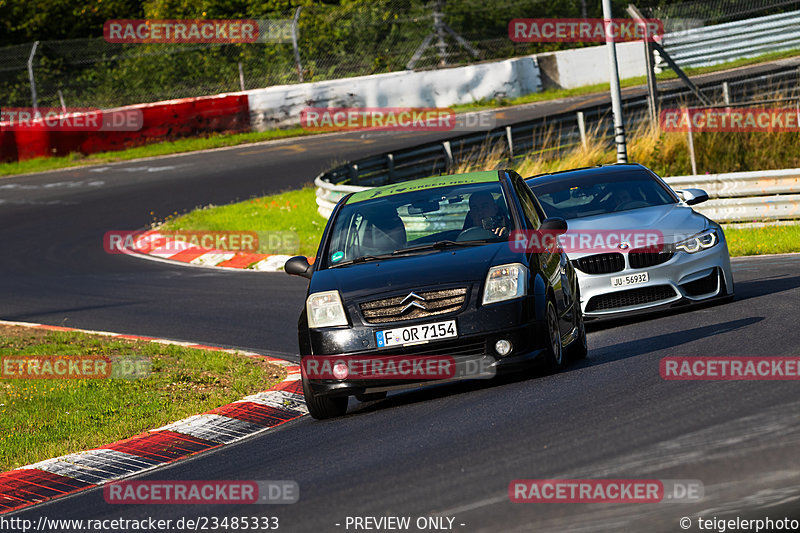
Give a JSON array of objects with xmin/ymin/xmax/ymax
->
[
  {"xmin": 611, "ymin": 272, "xmax": 649, "ymax": 287},
  {"xmin": 376, "ymin": 320, "xmax": 457, "ymax": 348}
]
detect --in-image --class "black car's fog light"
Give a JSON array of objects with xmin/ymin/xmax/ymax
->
[
  {"xmin": 333, "ymin": 362, "xmax": 349, "ymax": 380},
  {"xmin": 495, "ymin": 339, "xmax": 513, "ymax": 356}
]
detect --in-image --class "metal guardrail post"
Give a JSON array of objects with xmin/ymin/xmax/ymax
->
[
  {"xmin": 505, "ymin": 126, "xmax": 514, "ymax": 159},
  {"xmin": 684, "ymin": 108, "xmax": 698, "ymax": 176},
  {"xmin": 576, "ymin": 112, "xmax": 587, "ymax": 149},
  {"xmin": 442, "ymin": 141, "xmax": 454, "ymax": 169},
  {"xmin": 387, "ymin": 153, "xmax": 395, "ymax": 180}
]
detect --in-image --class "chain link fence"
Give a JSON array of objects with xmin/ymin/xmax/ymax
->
[
  {"xmin": 0, "ymin": 1, "xmax": 540, "ymax": 110},
  {"xmin": 3, "ymin": 0, "xmax": 800, "ymax": 111}
]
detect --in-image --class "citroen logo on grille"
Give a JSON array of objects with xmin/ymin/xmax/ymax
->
[{"xmin": 400, "ymin": 292, "xmax": 426, "ymax": 314}]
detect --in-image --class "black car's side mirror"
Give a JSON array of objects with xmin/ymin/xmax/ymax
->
[
  {"xmin": 285, "ymin": 256, "xmax": 313, "ymax": 279},
  {"xmin": 539, "ymin": 217, "xmax": 568, "ymax": 234}
]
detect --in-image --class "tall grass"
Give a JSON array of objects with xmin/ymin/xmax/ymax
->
[{"xmin": 453, "ymin": 102, "xmax": 800, "ymax": 177}]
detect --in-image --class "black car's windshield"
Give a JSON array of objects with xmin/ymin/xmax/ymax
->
[
  {"xmin": 324, "ymin": 182, "xmax": 515, "ymax": 268},
  {"xmin": 528, "ymin": 169, "xmax": 677, "ymax": 219}
]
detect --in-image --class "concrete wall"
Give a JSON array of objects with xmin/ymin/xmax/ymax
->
[
  {"xmin": 1, "ymin": 94, "xmax": 250, "ymax": 162},
  {"xmin": 537, "ymin": 41, "xmax": 647, "ymax": 89},
  {"xmin": 3, "ymin": 41, "xmax": 655, "ymax": 162},
  {"xmin": 246, "ymin": 57, "xmax": 542, "ymax": 131}
]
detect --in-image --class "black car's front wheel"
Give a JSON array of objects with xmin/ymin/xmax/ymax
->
[
  {"xmin": 542, "ymin": 300, "xmax": 565, "ymax": 372},
  {"xmin": 302, "ymin": 375, "xmax": 348, "ymax": 420}
]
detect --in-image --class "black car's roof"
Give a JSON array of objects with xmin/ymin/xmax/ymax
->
[{"xmin": 525, "ymin": 163, "xmax": 650, "ymax": 186}]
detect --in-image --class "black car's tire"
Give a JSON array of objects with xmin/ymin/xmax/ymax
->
[
  {"xmin": 355, "ymin": 391, "xmax": 388, "ymax": 402},
  {"xmin": 568, "ymin": 290, "xmax": 588, "ymax": 360},
  {"xmin": 302, "ymin": 375, "xmax": 348, "ymax": 420},
  {"xmin": 542, "ymin": 300, "xmax": 565, "ymax": 373}
]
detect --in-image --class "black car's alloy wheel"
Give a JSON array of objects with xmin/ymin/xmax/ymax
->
[{"xmin": 542, "ymin": 300, "xmax": 564, "ymax": 372}]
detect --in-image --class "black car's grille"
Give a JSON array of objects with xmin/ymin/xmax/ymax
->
[
  {"xmin": 586, "ymin": 285, "xmax": 677, "ymax": 312},
  {"xmin": 360, "ymin": 288, "xmax": 468, "ymax": 324},
  {"xmin": 380, "ymin": 337, "xmax": 486, "ymax": 357},
  {"xmin": 681, "ymin": 270, "xmax": 719, "ymax": 296},
  {"xmin": 628, "ymin": 247, "xmax": 674, "ymax": 269},
  {"xmin": 573, "ymin": 253, "xmax": 625, "ymax": 275}
]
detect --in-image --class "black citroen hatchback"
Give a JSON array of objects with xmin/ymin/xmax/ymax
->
[{"xmin": 285, "ymin": 169, "xmax": 586, "ymax": 419}]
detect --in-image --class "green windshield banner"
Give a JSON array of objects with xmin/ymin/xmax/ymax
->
[{"xmin": 346, "ymin": 171, "xmax": 498, "ymax": 204}]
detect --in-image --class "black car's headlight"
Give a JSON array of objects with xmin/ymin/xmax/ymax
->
[
  {"xmin": 482, "ymin": 263, "xmax": 528, "ymax": 305},
  {"xmin": 674, "ymin": 229, "xmax": 719, "ymax": 254},
  {"xmin": 306, "ymin": 290, "xmax": 348, "ymax": 328}
]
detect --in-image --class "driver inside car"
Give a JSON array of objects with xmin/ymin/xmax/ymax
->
[
  {"xmin": 464, "ymin": 191, "xmax": 509, "ymax": 237},
  {"xmin": 362, "ymin": 212, "xmax": 407, "ymax": 254}
]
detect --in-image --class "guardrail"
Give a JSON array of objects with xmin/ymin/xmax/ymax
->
[
  {"xmin": 663, "ymin": 10, "xmax": 800, "ymax": 69},
  {"xmin": 315, "ymin": 67, "xmax": 799, "ymax": 195},
  {"xmin": 664, "ymin": 169, "xmax": 800, "ymax": 223},
  {"xmin": 315, "ymin": 175, "xmax": 368, "ymax": 219},
  {"xmin": 317, "ymin": 168, "xmax": 800, "ymax": 224},
  {"xmin": 314, "ymin": 67, "xmax": 800, "ymax": 223}
]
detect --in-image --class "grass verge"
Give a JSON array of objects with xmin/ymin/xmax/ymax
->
[
  {"xmin": 154, "ymin": 183, "xmax": 800, "ymax": 259},
  {"xmin": 0, "ymin": 325, "xmax": 285, "ymax": 471},
  {"xmin": 159, "ymin": 187, "xmax": 325, "ymax": 258},
  {"xmin": 723, "ymin": 225, "xmax": 800, "ymax": 256}
]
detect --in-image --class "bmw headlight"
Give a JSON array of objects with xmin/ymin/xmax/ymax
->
[
  {"xmin": 482, "ymin": 263, "xmax": 528, "ymax": 305},
  {"xmin": 674, "ymin": 229, "xmax": 718, "ymax": 254},
  {"xmin": 306, "ymin": 290, "xmax": 348, "ymax": 328}
]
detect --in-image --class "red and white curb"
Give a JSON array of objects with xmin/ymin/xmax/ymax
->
[
  {"xmin": 120, "ymin": 230, "xmax": 314, "ymax": 272},
  {"xmin": 0, "ymin": 320, "xmax": 306, "ymax": 514}
]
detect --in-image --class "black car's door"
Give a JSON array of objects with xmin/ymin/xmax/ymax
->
[{"xmin": 510, "ymin": 174, "xmax": 571, "ymax": 333}]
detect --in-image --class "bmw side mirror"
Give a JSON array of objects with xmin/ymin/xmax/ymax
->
[
  {"xmin": 539, "ymin": 217, "xmax": 568, "ymax": 234},
  {"xmin": 678, "ymin": 188, "xmax": 709, "ymax": 205},
  {"xmin": 285, "ymin": 256, "xmax": 313, "ymax": 279}
]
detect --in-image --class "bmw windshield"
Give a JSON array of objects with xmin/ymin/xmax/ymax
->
[
  {"xmin": 528, "ymin": 168, "xmax": 678, "ymax": 219},
  {"xmin": 324, "ymin": 182, "xmax": 516, "ymax": 268}
]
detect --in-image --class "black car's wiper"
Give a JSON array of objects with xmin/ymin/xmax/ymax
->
[
  {"xmin": 332, "ymin": 254, "xmax": 394, "ymax": 267},
  {"xmin": 392, "ymin": 240, "xmax": 485, "ymax": 255}
]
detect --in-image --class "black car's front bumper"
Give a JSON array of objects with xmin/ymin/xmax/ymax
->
[{"xmin": 302, "ymin": 298, "xmax": 550, "ymax": 397}]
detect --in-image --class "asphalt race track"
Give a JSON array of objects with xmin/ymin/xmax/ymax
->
[{"xmin": 2, "ymin": 63, "xmax": 800, "ymax": 531}]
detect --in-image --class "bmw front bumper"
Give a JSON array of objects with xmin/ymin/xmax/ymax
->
[{"xmin": 576, "ymin": 237, "xmax": 734, "ymax": 319}]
